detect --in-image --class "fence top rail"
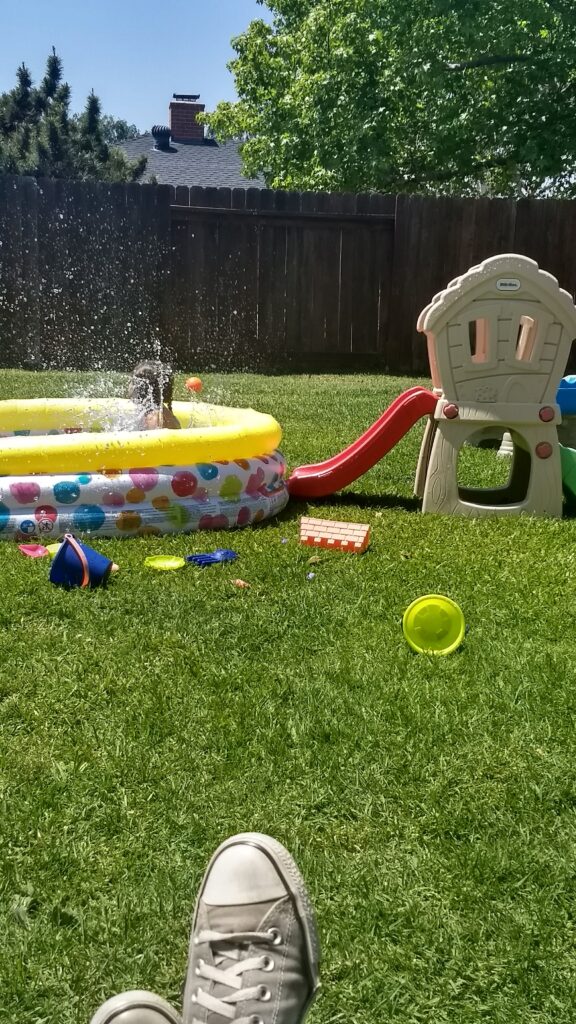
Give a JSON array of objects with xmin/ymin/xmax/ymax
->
[{"xmin": 170, "ymin": 203, "xmax": 396, "ymax": 224}]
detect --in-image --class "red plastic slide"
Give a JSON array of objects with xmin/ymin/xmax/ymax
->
[{"xmin": 287, "ymin": 386, "xmax": 437, "ymax": 499}]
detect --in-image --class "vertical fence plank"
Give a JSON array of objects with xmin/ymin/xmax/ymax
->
[
  {"xmin": 139, "ymin": 183, "xmax": 163, "ymax": 363},
  {"xmin": 337, "ymin": 193, "xmax": 395, "ymax": 363},
  {"xmin": 300, "ymin": 191, "xmax": 342, "ymax": 362},
  {"xmin": 47, "ymin": 178, "xmax": 75, "ymax": 369},
  {"xmin": 256, "ymin": 189, "xmax": 287, "ymax": 363},
  {"xmin": 59, "ymin": 178, "xmax": 101, "ymax": 370},
  {"xmin": 0, "ymin": 176, "xmax": 24, "ymax": 366},
  {"xmin": 370, "ymin": 194, "xmax": 397, "ymax": 367},
  {"xmin": 298, "ymin": 191, "xmax": 318, "ymax": 359},
  {"xmin": 155, "ymin": 184, "xmax": 175, "ymax": 367},
  {"xmin": 231, "ymin": 187, "xmax": 259, "ymax": 368},
  {"xmin": 17, "ymin": 176, "xmax": 40, "ymax": 366},
  {"xmin": 329, "ymin": 193, "xmax": 357, "ymax": 358},
  {"xmin": 0, "ymin": 176, "xmax": 12, "ymax": 362},
  {"xmin": 35, "ymin": 177, "xmax": 61, "ymax": 366},
  {"xmin": 215, "ymin": 186, "xmax": 251, "ymax": 367},
  {"xmin": 101, "ymin": 181, "xmax": 130, "ymax": 369},
  {"xmin": 169, "ymin": 212, "xmax": 191, "ymax": 366},
  {"xmin": 174, "ymin": 186, "xmax": 189, "ymax": 206},
  {"xmin": 185, "ymin": 198, "xmax": 221, "ymax": 366},
  {"xmin": 282, "ymin": 191, "xmax": 303, "ymax": 357}
]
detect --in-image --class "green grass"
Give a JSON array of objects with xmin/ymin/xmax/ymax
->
[{"xmin": 1, "ymin": 370, "xmax": 576, "ymax": 1024}]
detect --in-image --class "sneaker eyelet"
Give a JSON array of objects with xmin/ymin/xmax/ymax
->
[
  {"xmin": 259, "ymin": 985, "xmax": 271, "ymax": 1002},
  {"xmin": 262, "ymin": 955, "xmax": 274, "ymax": 971},
  {"xmin": 267, "ymin": 927, "xmax": 282, "ymax": 945}
]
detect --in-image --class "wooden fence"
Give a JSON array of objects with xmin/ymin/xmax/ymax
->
[
  {"xmin": 2, "ymin": 173, "xmax": 576, "ymax": 373},
  {"xmin": 169, "ymin": 186, "xmax": 395, "ymax": 370},
  {"xmin": 0, "ymin": 175, "xmax": 171, "ymax": 371}
]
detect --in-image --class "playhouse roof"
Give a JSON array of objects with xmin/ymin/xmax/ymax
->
[{"xmin": 418, "ymin": 254, "xmax": 576, "ymax": 336}]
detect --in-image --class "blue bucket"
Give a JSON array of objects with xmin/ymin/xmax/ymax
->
[{"xmin": 49, "ymin": 534, "xmax": 113, "ymax": 589}]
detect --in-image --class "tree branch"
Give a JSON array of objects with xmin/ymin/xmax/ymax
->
[
  {"xmin": 391, "ymin": 154, "xmax": 513, "ymax": 190},
  {"xmin": 446, "ymin": 53, "xmax": 534, "ymax": 71}
]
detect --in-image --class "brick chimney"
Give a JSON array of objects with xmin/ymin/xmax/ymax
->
[{"xmin": 169, "ymin": 93, "xmax": 205, "ymax": 144}]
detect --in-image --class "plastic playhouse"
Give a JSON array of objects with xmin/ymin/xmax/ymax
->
[{"xmin": 289, "ymin": 254, "xmax": 576, "ymax": 518}]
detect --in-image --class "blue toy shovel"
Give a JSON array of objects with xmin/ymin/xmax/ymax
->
[{"xmin": 186, "ymin": 548, "xmax": 238, "ymax": 567}]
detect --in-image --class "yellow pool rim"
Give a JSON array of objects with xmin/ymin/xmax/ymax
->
[{"xmin": 0, "ymin": 398, "xmax": 283, "ymax": 475}]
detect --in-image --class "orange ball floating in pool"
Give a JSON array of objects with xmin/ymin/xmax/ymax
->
[{"xmin": 185, "ymin": 376, "xmax": 203, "ymax": 393}]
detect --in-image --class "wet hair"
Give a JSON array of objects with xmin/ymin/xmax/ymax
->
[{"xmin": 129, "ymin": 360, "xmax": 174, "ymax": 410}]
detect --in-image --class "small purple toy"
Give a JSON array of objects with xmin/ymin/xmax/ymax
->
[{"xmin": 186, "ymin": 548, "xmax": 238, "ymax": 568}]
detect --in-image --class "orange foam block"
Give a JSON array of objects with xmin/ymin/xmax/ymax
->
[{"xmin": 299, "ymin": 516, "xmax": 370, "ymax": 553}]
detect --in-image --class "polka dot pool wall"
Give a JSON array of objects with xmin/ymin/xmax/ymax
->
[{"xmin": 0, "ymin": 452, "xmax": 289, "ymax": 540}]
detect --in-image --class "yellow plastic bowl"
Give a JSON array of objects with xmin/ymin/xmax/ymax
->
[{"xmin": 402, "ymin": 594, "xmax": 465, "ymax": 655}]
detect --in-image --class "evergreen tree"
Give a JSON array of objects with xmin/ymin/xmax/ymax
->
[{"xmin": 0, "ymin": 50, "xmax": 146, "ymax": 182}]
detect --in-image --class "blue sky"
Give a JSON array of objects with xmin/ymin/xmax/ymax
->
[{"xmin": 2, "ymin": 0, "xmax": 270, "ymax": 130}]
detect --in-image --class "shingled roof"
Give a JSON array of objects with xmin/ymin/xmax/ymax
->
[{"xmin": 119, "ymin": 135, "xmax": 265, "ymax": 190}]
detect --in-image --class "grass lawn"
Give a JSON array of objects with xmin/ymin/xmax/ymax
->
[{"xmin": 1, "ymin": 370, "xmax": 576, "ymax": 1024}]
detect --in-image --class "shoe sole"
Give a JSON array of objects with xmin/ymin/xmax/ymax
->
[
  {"xmin": 89, "ymin": 990, "xmax": 182, "ymax": 1024},
  {"xmin": 186, "ymin": 832, "xmax": 321, "ymax": 1019}
]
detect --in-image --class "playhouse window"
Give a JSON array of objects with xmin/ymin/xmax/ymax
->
[
  {"xmin": 468, "ymin": 319, "xmax": 490, "ymax": 363},
  {"xmin": 515, "ymin": 316, "xmax": 537, "ymax": 362}
]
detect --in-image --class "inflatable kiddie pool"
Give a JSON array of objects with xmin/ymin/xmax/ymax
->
[{"xmin": 0, "ymin": 398, "xmax": 289, "ymax": 540}]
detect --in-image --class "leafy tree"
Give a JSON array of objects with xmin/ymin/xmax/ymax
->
[
  {"xmin": 0, "ymin": 50, "xmax": 146, "ymax": 182},
  {"xmin": 75, "ymin": 113, "xmax": 140, "ymax": 144},
  {"xmin": 204, "ymin": 0, "xmax": 576, "ymax": 197}
]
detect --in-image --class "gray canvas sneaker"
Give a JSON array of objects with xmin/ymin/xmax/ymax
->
[
  {"xmin": 182, "ymin": 832, "xmax": 320, "ymax": 1024},
  {"xmin": 89, "ymin": 990, "xmax": 182, "ymax": 1024}
]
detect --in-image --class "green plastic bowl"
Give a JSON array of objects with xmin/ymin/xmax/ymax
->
[
  {"xmin": 144, "ymin": 555, "xmax": 186, "ymax": 571},
  {"xmin": 403, "ymin": 594, "xmax": 465, "ymax": 655}
]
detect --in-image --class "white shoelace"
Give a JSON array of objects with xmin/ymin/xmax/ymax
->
[{"xmin": 191, "ymin": 928, "xmax": 277, "ymax": 1024}]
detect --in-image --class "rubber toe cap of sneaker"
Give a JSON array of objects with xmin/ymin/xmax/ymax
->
[{"xmin": 203, "ymin": 842, "xmax": 287, "ymax": 906}]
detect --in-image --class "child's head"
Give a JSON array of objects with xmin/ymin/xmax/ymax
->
[{"xmin": 129, "ymin": 360, "xmax": 174, "ymax": 410}]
